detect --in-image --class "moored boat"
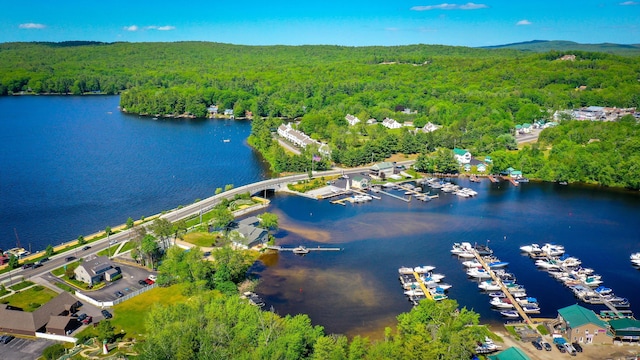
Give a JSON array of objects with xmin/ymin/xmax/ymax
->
[
  {"xmin": 292, "ymin": 246, "xmax": 310, "ymax": 254},
  {"xmin": 500, "ymin": 310, "xmax": 519, "ymax": 318},
  {"xmin": 413, "ymin": 265, "xmax": 436, "ymax": 274},
  {"xmin": 519, "ymin": 243, "xmax": 542, "ymax": 254}
]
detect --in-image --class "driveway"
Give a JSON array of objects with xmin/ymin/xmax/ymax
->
[{"xmin": 0, "ymin": 337, "xmax": 57, "ymax": 360}]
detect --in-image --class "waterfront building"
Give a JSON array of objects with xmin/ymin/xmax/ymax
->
[
  {"xmin": 229, "ymin": 216, "xmax": 269, "ymax": 249},
  {"xmin": 488, "ymin": 347, "xmax": 531, "ymax": 360},
  {"xmin": 609, "ymin": 318, "xmax": 640, "ymax": 342},
  {"xmin": 453, "ymin": 148, "xmax": 472, "ymax": 164},
  {"xmin": 74, "ymin": 256, "xmax": 121, "ymax": 285},
  {"xmin": 370, "ymin": 162, "xmax": 396, "ymax": 178},
  {"xmin": 555, "ymin": 304, "xmax": 612, "ymax": 344}
]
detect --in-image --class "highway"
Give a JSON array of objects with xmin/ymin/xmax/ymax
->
[{"xmin": 1, "ymin": 160, "xmax": 415, "ymax": 285}]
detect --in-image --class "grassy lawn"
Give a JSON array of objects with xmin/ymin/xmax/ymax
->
[
  {"xmin": 97, "ymin": 245, "xmax": 119, "ymax": 257},
  {"xmin": 54, "ymin": 282, "xmax": 75, "ymax": 293},
  {"xmin": 288, "ymin": 176, "xmax": 339, "ymax": 193},
  {"xmin": 119, "ymin": 241, "xmax": 137, "ymax": 253},
  {"xmin": 51, "ymin": 259, "xmax": 82, "ymax": 276},
  {"xmin": 0, "ymin": 287, "xmax": 10, "ymax": 297},
  {"xmin": 9, "ymin": 280, "xmax": 34, "ymax": 291},
  {"xmin": 183, "ymin": 232, "xmax": 220, "ymax": 248},
  {"xmin": 112, "ymin": 283, "xmax": 188, "ymax": 339},
  {"xmin": 2, "ymin": 285, "xmax": 57, "ymax": 311}
]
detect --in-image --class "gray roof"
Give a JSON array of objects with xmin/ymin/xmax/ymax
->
[
  {"xmin": 78, "ymin": 255, "xmax": 114, "ymax": 276},
  {"xmin": 0, "ymin": 292, "xmax": 78, "ymax": 334}
]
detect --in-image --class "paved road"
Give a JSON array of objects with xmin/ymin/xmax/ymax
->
[
  {"xmin": 516, "ymin": 128, "xmax": 543, "ymax": 144},
  {"xmin": 1, "ymin": 160, "xmax": 415, "ymax": 285}
]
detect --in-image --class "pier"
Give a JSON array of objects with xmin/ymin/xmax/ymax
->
[
  {"xmin": 504, "ymin": 177, "xmax": 519, "ymax": 187},
  {"xmin": 379, "ymin": 190, "xmax": 411, "ymax": 202},
  {"xmin": 472, "ymin": 250, "xmax": 536, "ymax": 328},
  {"xmin": 412, "ymin": 272, "xmax": 434, "ymax": 301},
  {"xmin": 488, "ymin": 175, "xmax": 499, "ymax": 183},
  {"xmin": 266, "ymin": 245, "xmax": 343, "ymax": 252}
]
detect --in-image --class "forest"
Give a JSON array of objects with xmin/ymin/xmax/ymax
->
[{"xmin": 2, "ymin": 41, "xmax": 640, "ymax": 186}]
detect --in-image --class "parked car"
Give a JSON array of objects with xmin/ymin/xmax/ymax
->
[
  {"xmin": 82, "ymin": 316, "xmax": 92, "ymax": 325},
  {"xmin": 33, "ymin": 262, "xmax": 43, "ymax": 268},
  {"xmin": 556, "ymin": 343, "xmax": 566, "ymax": 353},
  {"xmin": 82, "ymin": 246, "xmax": 91, "ymax": 251},
  {"xmin": 564, "ymin": 343, "xmax": 577, "ymax": 356},
  {"xmin": 101, "ymin": 309, "xmax": 112, "ymax": 319},
  {"xmin": 1, "ymin": 334, "xmax": 15, "ymax": 344},
  {"xmin": 22, "ymin": 263, "xmax": 34, "ymax": 269},
  {"xmin": 138, "ymin": 280, "xmax": 148, "ymax": 286},
  {"xmin": 114, "ymin": 291, "xmax": 124, "ymax": 298},
  {"xmin": 40, "ymin": 257, "xmax": 49, "ymax": 263},
  {"xmin": 572, "ymin": 342, "xmax": 583, "ymax": 353},
  {"xmin": 148, "ymin": 274, "xmax": 157, "ymax": 281},
  {"xmin": 77, "ymin": 313, "xmax": 87, "ymax": 322},
  {"xmin": 531, "ymin": 340, "xmax": 542, "ymax": 350},
  {"xmin": 542, "ymin": 342, "xmax": 552, "ymax": 351},
  {"xmin": 145, "ymin": 278, "xmax": 155, "ymax": 285}
]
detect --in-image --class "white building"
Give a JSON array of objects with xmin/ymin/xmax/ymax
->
[
  {"xmin": 453, "ymin": 148, "xmax": 472, "ymax": 164},
  {"xmin": 422, "ymin": 122, "xmax": 441, "ymax": 133},
  {"xmin": 382, "ymin": 117, "xmax": 402, "ymax": 129},
  {"xmin": 345, "ymin": 114, "xmax": 361, "ymax": 126},
  {"xmin": 277, "ymin": 123, "xmax": 331, "ymax": 156}
]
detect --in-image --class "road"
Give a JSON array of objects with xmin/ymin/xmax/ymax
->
[
  {"xmin": 1, "ymin": 160, "xmax": 415, "ymax": 285},
  {"xmin": 516, "ymin": 128, "xmax": 543, "ymax": 144}
]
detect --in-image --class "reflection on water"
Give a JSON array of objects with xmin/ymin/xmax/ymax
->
[{"xmin": 256, "ymin": 181, "xmax": 640, "ymax": 339}]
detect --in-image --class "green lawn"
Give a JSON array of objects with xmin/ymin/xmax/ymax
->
[
  {"xmin": 119, "ymin": 241, "xmax": 137, "ymax": 253},
  {"xmin": 9, "ymin": 280, "xmax": 34, "ymax": 291},
  {"xmin": 2, "ymin": 285, "xmax": 57, "ymax": 311},
  {"xmin": 112, "ymin": 283, "xmax": 188, "ymax": 339},
  {"xmin": 183, "ymin": 232, "xmax": 220, "ymax": 248},
  {"xmin": 97, "ymin": 245, "xmax": 119, "ymax": 257},
  {"xmin": 54, "ymin": 282, "xmax": 75, "ymax": 293},
  {"xmin": 51, "ymin": 259, "xmax": 82, "ymax": 276}
]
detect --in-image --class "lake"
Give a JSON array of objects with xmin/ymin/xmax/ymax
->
[{"xmin": 1, "ymin": 95, "xmax": 639, "ymax": 339}]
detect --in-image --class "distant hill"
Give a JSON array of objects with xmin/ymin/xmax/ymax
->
[{"xmin": 482, "ymin": 40, "xmax": 640, "ymax": 55}]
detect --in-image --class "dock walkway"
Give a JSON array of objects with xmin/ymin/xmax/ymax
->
[
  {"xmin": 379, "ymin": 190, "xmax": 410, "ymax": 202},
  {"xmin": 472, "ymin": 251, "xmax": 536, "ymax": 328},
  {"xmin": 412, "ymin": 272, "xmax": 434, "ymax": 301},
  {"xmin": 266, "ymin": 246, "xmax": 343, "ymax": 252}
]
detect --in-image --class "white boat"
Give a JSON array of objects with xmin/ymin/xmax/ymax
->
[
  {"xmin": 467, "ymin": 268, "xmax": 492, "ymax": 279},
  {"xmin": 488, "ymin": 292, "xmax": 506, "ymax": 298},
  {"xmin": 500, "ymin": 310, "xmax": 519, "ymax": 318},
  {"xmin": 451, "ymin": 242, "xmax": 473, "ymax": 254},
  {"xmin": 519, "ymin": 243, "xmax": 542, "ymax": 254},
  {"xmin": 292, "ymin": 246, "xmax": 310, "ymax": 254},
  {"xmin": 490, "ymin": 298, "xmax": 514, "ymax": 308},
  {"xmin": 223, "ymin": 139, "xmax": 230, "ymax": 143},
  {"xmin": 398, "ymin": 267, "xmax": 414, "ymax": 275},
  {"xmin": 559, "ymin": 256, "xmax": 582, "ymax": 267},
  {"xmin": 475, "ymin": 337, "xmax": 501, "ymax": 354},
  {"xmin": 455, "ymin": 190, "xmax": 471, "ymax": 198},
  {"xmin": 631, "ymin": 252, "xmax": 640, "ymax": 261},
  {"xmin": 421, "ymin": 272, "xmax": 445, "ymax": 282},
  {"xmin": 633, "ymin": 259, "xmax": 640, "ymax": 267},
  {"xmin": 479, "ymin": 281, "xmax": 501, "ymax": 291},
  {"xmin": 535, "ymin": 259, "xmax": 560, "ymax": 270},
  {"xmin": 404, "ymin": 289, "xmax": 424, "ymax": 296},
  {"xmin": 521, "ymin": 304, "xmax": 541, "ymax": 313},
  {"xmin": 414, "ymin": 265, "xmax": 436, "ymax": 274},
  {"xmin": 456, "ymin": 251, "xmax": 476, "ymax": 259},
  {"xmin": 541, "ymin": 243, "xmax": 565, "ymax": 256},
  {"xmin": 462, "ymin": 260, "xmax": 482, "ymax": 268},
  {"xmin": 430, "ymin": 283, "xmax": 452, "ymax": 291}
]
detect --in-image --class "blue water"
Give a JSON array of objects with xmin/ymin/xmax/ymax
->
[
  {"xmin": 0, "ymin": 96, "xmax": 270, "ymax": 251},
  {"xmin": 2, "ymin": 96, "xmax": 639, "ymax": 338},
  {"xmin": 255, "ymin": 181, "xmax": 640, "ymax": 336}
]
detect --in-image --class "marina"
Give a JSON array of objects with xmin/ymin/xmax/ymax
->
[
  {"xmin": 266, "ymin": 245, "xmax": 343, "ymax": 253},
  {"xmin": 398, "ymin": 266, "xmax": 451, "ymax": 305}
]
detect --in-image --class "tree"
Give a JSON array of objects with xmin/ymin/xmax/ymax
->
[
  {"xmin": 45, "ymin": 244, "xmax": 55, "ymax": 257},
  {"xmin": 141, "ymin": 234, "xmax": 160, "ymax": 269},
  {"xmin": 224, "ymin": 184, "xmax": 234, "ymax": 191},
  {"xmin": 77, "ymin": 235, "xmax": 86, "ymax": 245},
  {"xmin": 126, "ymin": 217, "xmax": 135, "ymax": 229},
  {"xmin": 8, "ymin": 255, "xmax": 19, "ymax": 269},
  {"xmin": 151, "ymin": 218, "xmax": 173, "ymax": 249},
  {"xmin": 215, "ymin": 187, "xmax": 223, "ymax": 195},
  {"xmin": 210, "ymin": 207, "xmax": 234, "ymax": 231},
  {"xmin": 257, "ymin": 212, "xmax": 278, "ymax": 231},
  {"xmin": 42, "ymin": 344, "xmax": 66, "ymax": 360},
  {"xmin": 97, "ymin": 320, "xmax": 116, "ymax": 343}
]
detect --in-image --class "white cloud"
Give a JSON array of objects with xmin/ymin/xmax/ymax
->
[
  {"xmin": 620, "ymin": 1, "xmax": 639, "ymax": 5},
  {"xmin": 144, "ymin": 25, "xmax": 176, "ymax": 31},
  {"xmin": 19, "ymin": 23, "xmax": 46, "ymax": 29},
  {"xmin": 411, "ymin": 2, "xmax": 488, "ymax": 11},
  {"xmin": 124, "ymin": 25, "xmax": 139, "ymax": 31},
  {"xmin": 516, "ymin": 19, "xmax": 532, "ymax": 26}
]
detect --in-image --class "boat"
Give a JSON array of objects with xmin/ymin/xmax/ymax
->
[
  {"xmin": 475, "ymin": 337, "xmax": 500, "ymax": 354},
  {"xmin": 243, "ymin": 292, "xmax": 265, "ymax": 307},
  {"xmin": 517, "ymin": 177, "xmax": 530, "ymax": 183},
  {"xmin": 398, "ymin": 267, "xmax": 414, "ymax": 275},
  {"xmin": 594, "ymin": 286, "xmax": 612, "ymax": 295},
  {"xmin": 421, "ymin": 272, "xmax": 445, "ymax": 282},
  {"xmin": 223, "ymin": 139, "xmax": 230, "ymax": 143},
  {"xmin": 521, "ymin": 304, "xmax": 541, "ymax": 313},
  {"xmin": 469, "ymin": 175, "xmax": 481, "ymax": 183},
  {"xmin": 488, "ymin": 292, "xmax": 506, "ymax": 298},
  {"xmin": 500, "ymin": 310, "xmax": 519, "ymax": 318},
  {"xmin": 292, "ymin": 246, "xmax": 310, "ymax": 255},
  {"xmin": 541, "ymin": 243, "xmax": 565, "ymax": 256},
  {"xmin": 631, "ymin": 252, "xmax": 640, "ymax": 261},
  {"xmin": 490, "ymin": 298, "xmax": 514, "ymax": 309},
  {"xmin": 462, "ymin": 260, "xmax": 482, "ymax": 268},
  {"xmin": 519, "ymin": 243, "xmax": 542, "ymax": 254},
  {"xmin": 478, "ymin": 281, "xmax": 501, "ymax": 291},
  {"xmin": 404, "ymin": 289, "xmax": 425, "ymax": 297},
  {"xmin": 488, "ymin": 261, "xmax": 509, "ymax": 268},
  {"xmin": 451, "ymin": 242, "xmax": 473, "ymax": 254},
  {"xmin": 413, "ymin": 265, "xmax": 436, "ymax": 274},
  {"xmin": 456, "ymin": 251, "xmax": 476, "ymax": 259},
  {"xmin": 467, "ymin": 268, "xmax": 492, "ymax": 279}
]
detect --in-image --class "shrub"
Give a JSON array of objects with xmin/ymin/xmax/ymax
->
[{"xmin": 43, "ymin": 343, "xmax": 66, "ymax": 360}]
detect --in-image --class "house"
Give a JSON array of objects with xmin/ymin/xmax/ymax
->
[
  {"xmin": 350, "ymin": 176, "xmax": 370, "ymax": 190},
  {"xmin": 522, "ymin": 123, "xmax": 531, "ymax": 133},
  {"xmin": 453, "ymin": 148, "xmax": 471, "ymax": 164},
  {"xmin": 245, "ymin": 110, "xmax": 253, "ymax": 119},
  {"xmin": 370, "ymin": 162, "xmax": 396, "ymax": 178},
  {"xmin": 224, "ymin": 109, "xmax": 234, "ymax": 116},
  {"xmin": 556, "ymin": 304, "xmax": 611, "ymax": 344},
  {"xmin": 345, "ymin": 114, "xmax": 360, "ymax": 126},
  {"xmin": 488, "ymin": 347, "xmax": 530, "ymax": 360},
  {"xmin": 207, "ymin": 105, "xmax": 218, "ymax": 116},
  {"xmin": 609, "ymin": 318, "xmax": 640, "ymax": 342},
  {"xmin": 366, "ymin": 118, "xmax": 377, "ymax": 125},
  {"xmin": 477, "ymin": 163, "xmax": 487, "ymax": 173},
  {"xmin": 510, "ymin": 170, "xmax": 523, "ymax": 179},
  {"xmin": 0, "ymin": 292, "xmax": 80, "ymax": 337},
  {"xmin": 463, "ymin": 164, "xmax": 471, "ymax": 172},
  {"xmin": 74, "ymin": 256, "xmax": 121, "ymax": 285},
  {"xmin": 382, "ymin": 118, "xmax": 402, "ymax": 129},
  {"xmin": 422, "ymin": 122, "xmax": 441, "ymax": 133},
  {"xmin": 277, "ymin": 123, "xmax": 331, "ymax": 155},
  {"xmin": 229, "ymin": 216, "xmax": 269, "ymax": 249},
  {"xmin": 402, "ymin": 121, "xmax": 414, "ymax": 127},
  {"xmin": 318, "ymin": 143, "xmax": 332, "ymax": 157},
  {"xmin": 560, "ymin": 54, "xmax": 576, "ymax": 61}
]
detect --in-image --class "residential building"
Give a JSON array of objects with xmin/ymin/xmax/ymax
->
[
  {"xmin": 402, "ymin": 121, "xmax": 414, "ymax": 127},
  {"xmin": 382, "ymin": 118, "xmax": 402, "ymax": 129},
  {"xmin": 229, "ymin": 216, "xmax": 269, "ymax": 249},
  {"xmin": 556, "ymin": 304, "xmax": 612, "ymax": 344},
  {"xmin": 207, "ymin": 105, "xmax": 218, "ymax": 116},
  {"xmin": 224, "ymin": 109, "xmax": 234, "ymax": 116},
  {"xmin": 74, "ymin": 255, "xmax": 121, "ymax": 285},
  {"xmin": 366, "ymin": 118, "xmax": 377, "ymax": 125},
  {"xmin": 477, "ymin": 163, "xmax": 487, "ymax": 173},
  {"xmin": 422, "ymin": 122, "xmax": 441, "ymax": 133},
  {"xmin": 453, "ymin": 148, "xmax": 471, "ymax": 164},
  {"xmin": 345, "ymin": 114, "xmax": 360, "ymax": 126},
  {"xmin": 609, "ymin": 318, "xmax": 640, "ymax": 342},
  {"xmin": 0, "ymin": 292, "xmax": 80, "ymax": 336},
  {"xmin": 277, "ymin": 123, "xmax": 331, "ymax": 156}
]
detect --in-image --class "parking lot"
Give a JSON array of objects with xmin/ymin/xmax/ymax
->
[
  {"xmin": 0, "ymin": 337, "xmax": 57, "ymax": 360},
  {"xmin": 86, "ymin": 262, "xmax": 155, "ymax": 303}
]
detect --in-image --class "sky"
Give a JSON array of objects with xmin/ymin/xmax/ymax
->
[{"xmin": 1, "ymin": 1, "xmax": 639, "ymax": 47}]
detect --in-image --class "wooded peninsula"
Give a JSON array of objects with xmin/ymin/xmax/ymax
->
[{"xmin": 2, "ymin": 41, "xmax": 639, "ymax": 188}]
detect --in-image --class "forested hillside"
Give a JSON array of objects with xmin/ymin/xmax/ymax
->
[{"xmin": 2, "ymin": 41, "xmax": 640, "ymax": 186}]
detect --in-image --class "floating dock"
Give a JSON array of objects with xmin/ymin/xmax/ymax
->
[
  {"xmin": 412, "ymin": 272, "xmax": 434, "ymax": 301},
  {"xmin": 379, "ymin": 190, "xmax": 410, "ymax": 202},
  {"xmin": 267, "ymin": 245, "xmax": 343, "ymax": 252},
  {"xmin": 488, "ymin": 175, "xmax": 499, "ymax": 183}
]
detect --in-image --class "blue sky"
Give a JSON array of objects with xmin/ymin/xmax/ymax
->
[{"xmin": 1, "ymin": 1, "xmax": 638, "ymax": 46}]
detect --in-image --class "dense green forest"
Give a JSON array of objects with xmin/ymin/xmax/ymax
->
[{"xmin": 2, "ymin": 41, "xmax": 640, "ymax": 186}]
